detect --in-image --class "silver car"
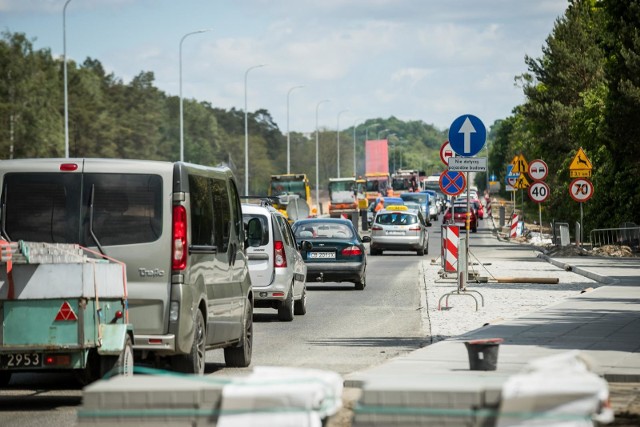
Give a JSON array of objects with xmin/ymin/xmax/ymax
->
[
  {"xmin": 370, "ymin": 206, "xmax": 429, "ymax": 256},
  {"xmin": 242, "ymin": 203, "xmax": 308, "ymax": 321}
]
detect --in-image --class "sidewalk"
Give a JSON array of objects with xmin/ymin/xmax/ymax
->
[{"xmin": 344, "ymin": 238, "xmax": 640, "ymax": 426}]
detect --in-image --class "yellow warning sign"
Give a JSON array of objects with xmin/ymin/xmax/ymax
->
[
  {"xmin": 511, "ymin": 154, "xmax": 529, "ymax": 174},
  {"xmin": 514, "ymin": 173, "xmax": 530, "ymax": 189},
  {"xmin": 570, "ymin": 169, "xmax": 592, "ymax": 178},
  {"xmin": 569, "ymin": 147, "xmax": 592, "ymax": 171}
]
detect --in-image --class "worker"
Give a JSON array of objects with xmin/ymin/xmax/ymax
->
[{"xmin": 374, "ymin": 198, "xmax": 385, "ymax": 212}]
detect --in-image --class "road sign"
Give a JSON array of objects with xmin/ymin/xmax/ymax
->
[
  {"xmin": 448, "ymin": 114, "xmax": 486, "ymax": 157},
  {"xmin": 447, "ymin": 156, "xmax": 487, "ymax": 172},
  {"xmin": 439, "ymin": 140, "xmax": 456, "ymax": 166},
  {"xmin": 514, "ymin": 173, "xmax": 530, "ymax": 189},
  {"xmin": 439, "ymin": 171, "xmax": 466, "ymax": 196},
  {"xmin": 528, "ymin": 159, "xmax": 548, "ymax": 181},
  {"xmin": 569, "ymin": 178, "xmax": 594, "ymax": 202},
  {"xmin": 569, "ymin": 147, "xmax": 592, "ymax": 170},
  {"xmin": 528, "ymin": 181, "xmax": 550, "ymax": 203},
  {"xmin": 511, "ymin": 154, "xmax": 529, "ymax": 174}
]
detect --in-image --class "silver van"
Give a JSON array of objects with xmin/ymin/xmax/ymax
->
[{"xmin": 0, "ymin": 158, "xmax": 254, "ymax": 374}]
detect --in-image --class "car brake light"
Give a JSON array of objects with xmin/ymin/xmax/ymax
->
[
  {"xmin": 408, "ymin": 226, "xmax": 421, "ymax": 231},
  {"xmin": 342, "ymin": 246, "xmax": 362, "ymax": 256},
  {"xmin": 59, "ymin": 163, "xmax": 78, "ymax": 171},
  {"xmin": 274, "ymin": 240, "xmax": 287, "ymax": 267},
  {"xmin": 371, "ymin": 225, "xmax": 383, "ymax": 231},
  {"xmin": 172, "ymin": 205, "xmax": 187, "ymax": 270}
]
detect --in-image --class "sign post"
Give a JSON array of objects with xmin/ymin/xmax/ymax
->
[{"xmin": 528, "ymin": 159, "xmax": 549, "ymax": 239}]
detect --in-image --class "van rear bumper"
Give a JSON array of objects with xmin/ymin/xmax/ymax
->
[{"xmin": 133, "ymin": 334, "xmax": 176, "ymax": 352}]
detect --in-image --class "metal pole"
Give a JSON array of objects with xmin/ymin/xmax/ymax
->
[
  {"xmin": 365, "ymin": 124, "xmax": 378, "ymax": 142},
  {"xmin": 180, "ymin": 29, "xmax": 211, "ymax": 163},
  {"xmin": 336, "ymin": 110, "xmax": 349, "ymax": 178},
  {"xmin": 244, "ymin": 64, "xmax": 266, "ymax": 195},
  {"xmin": 466, "ymin": 171, "xmax": 470, "ymax": 270},
  {"xmin": 353, "ymin": 119, "xmax": 362, "ymax": 176},
  {"xmin": 286, "ymin": 85, "xmax": 304, "ymax": 174},
  {"xmin": 315, "ymin": 100, "xmax": 330, "ymax": 215},
  {"xmin": 539, "ymin": 203, "xmax": 543, "ymax": 240},
  {"xmin": 63, "ymin": 0, "xmax": 73, "ymax": 158},
  {"xmin": 580, "ymin": 202, "xmax": 584, "ymax": 247}
]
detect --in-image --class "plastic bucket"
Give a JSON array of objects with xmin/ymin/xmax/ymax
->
[{"xmin": 464, "ymin": 338, "xmax": 503, "ymax": 371}]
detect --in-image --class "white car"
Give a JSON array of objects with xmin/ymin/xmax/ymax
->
[{"xmin": 242, "ymin": 203, "xmax": 309, "ymax": 321}]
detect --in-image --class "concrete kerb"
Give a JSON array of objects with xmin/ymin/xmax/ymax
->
[{"xmin": 536, "ymin": 252, "xmax": 620, "ymax": 285}]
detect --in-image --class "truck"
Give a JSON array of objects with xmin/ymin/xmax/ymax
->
[
  {"xmin": 364, "ymin": 140, "xmax": 392, "ymax": 203},
  {"xmin": 391, "ymin": 168, "xmax": 423, "ymax": 194},
  {"xmin": 269, "ymin": 174, "xmax": 314, "ymax": 220},
  {"xmin": 0, "ymin": 241, "xmax": 133, "ymax": 386},
  {"xmin": 328, "ymin": 177, "xmax": 359, "ymax": 220}
]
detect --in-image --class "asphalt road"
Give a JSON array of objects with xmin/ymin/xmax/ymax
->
[{"xmin": 0, "ymin": 222, "xmax": 441, "ymax": 426}]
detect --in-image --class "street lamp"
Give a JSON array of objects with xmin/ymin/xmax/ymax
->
[
  {"xmin": 378, "ymin": 128, "xmax": 390, "ymax": 139},
  {"xmin": 63, "ymin": 0, "xmax": 73, "ymax": 158},
  {"xmin": 336, "ymin": 110, "xmax": 349, "ymax": 178},
  {"xmin": 179, "ymin": 28, "xmax": 211, "ymax": 162},
  {"xmin": 286, "ymin": 85, "xmax": 304, "ymax": 174},
  {"xmin": 365, "ymin": 124, "xmax": 378, "ymax": 141},
  {"xmin": 353, "ymin": 119, "xmax": 363, "ymax": 177},
  {"xmin": 244, "ymin": 64, "xmax": 266, "ymax": 195},
  {"xmin": 315, "ymin": 99, "xmax": 330, "ymax": 215}
]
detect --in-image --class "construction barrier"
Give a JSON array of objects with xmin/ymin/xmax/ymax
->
[
  {"xmin": 485, "ymin": 196, "xmax": 492, "ymax": 219},
  {"xmin": 444, "ymin": 225, "xmax": 460, "ymax": 273},
  {"xmin": 510, "ymin": 214, "xmax": 519, "ymax": 238}
]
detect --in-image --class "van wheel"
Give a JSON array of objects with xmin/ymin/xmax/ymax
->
[
  {"xmin": 224, "ymin": 301, "xmax": 253, "ymax": 367},
  {"xmin": 278, "ymin": 288, "xmax": 295, "ymax": 321},
  {"xmin": 172, "ymin": 310, "xmax": 206, "ymax": 375},
  {"xmin": 294, "ymin": 286, "xmax": 307, "ymax": 315},
  {"xmin": 100, "ymin": 335, "xmax": 134, "ymax": 379},
  {"xmin": 0, "ymin": 372, "xmax": 12, "ymax": 387}
]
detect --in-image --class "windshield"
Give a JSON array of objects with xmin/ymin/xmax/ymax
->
[
  {"xmin": 270, "ymin": 180, "xmax": 306, "ymax": 199},
  {"xmin": 401, "ymin": 193, "xmax": 427, "ymax": 204},
  {"xmin": 293, "ymin": 222, "xmax": 354, "ymax": 239},
  {"xmin": 328, "ymin": 181, "xmax": 355, "ymax": 192}
]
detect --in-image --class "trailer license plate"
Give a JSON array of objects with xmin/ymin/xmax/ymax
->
[
  {"xmin": 309, "ymin": 252, "xmax": 335, "ymax": 259},
  {"xmin": 1, "ymin": 353, "xmax": 42, "ymax": 368}
]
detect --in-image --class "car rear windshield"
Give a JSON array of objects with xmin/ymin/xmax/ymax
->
[
  {"xmin": 375, "ymin": 213, "xmax": 417, "ymax": 225},
  {"xmin": 294, "ymin": 222, "xmax": 354, "ymax": 239},
  {"xmin": 2, "ymin": 172, "xmax": 163, "ymax": 246}
]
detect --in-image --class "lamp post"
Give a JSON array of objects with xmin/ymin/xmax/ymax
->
[
  {"xmin": 378, "ymin": 128, "xmax": 390, "ymax": 139},
  {"xmin": 353, "ymin": 119, "xmax": 362, "ymax": 177},
  {"xmin": 286, "ymin": 85, "xmax": 304, "ymax": 174},
  {"xmin": 244, "ymin": 64, "xmax": 266, "ymax": 195},
  {"xmin": 63, "ymin": 0, "xmax": 73, "ymax": 158},
  {"xmin": 315, "ymin": 99, "xmax": 330, "ymax": 215},
  {"xmin": 336, "ymin": 110, "xmax": 349, "ymax": 178},
  {"xmin": 365, "ymin": 124, "xmax": 378, "ymax": 141},
  {"xmin": 179, "ymin": 28, "xmax": 211, "ymax": 162}
]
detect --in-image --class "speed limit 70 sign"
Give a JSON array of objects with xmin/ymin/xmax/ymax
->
[
  {"xmin": 529, "ymin": 181, "xmax": 550, "ymax": 203},
  {"xmin": 569, "ymin": 178, "xmax": 594, "ymax": 202}
]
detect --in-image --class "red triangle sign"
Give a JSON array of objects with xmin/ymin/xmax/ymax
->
[{"xmin": 55, "ymin": 301, "xmax": 78, "ymax": 321}]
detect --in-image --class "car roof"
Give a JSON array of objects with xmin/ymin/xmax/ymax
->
[{"xmin": 241, "ymin": 203, "xmax": 280, "ymax": 215}]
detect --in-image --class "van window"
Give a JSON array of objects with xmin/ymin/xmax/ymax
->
[
  {"xmin": 84, "ymin": 174, "xmax": 163, "ymax": 246},
  {"xmin": 3, "ymin": 173, "xmax": 81, "ymax": 243},
  {"xmin": 229, "ymin": 180, "xmax": 243, "ymax": 239},
  {"xmin": 2, "ymin": 173, "xmax": 162, "ymax": 246},
  {"xmin": 189, "ymin": 175, "xmax": 214, "ymax": 246},
  {"xmin": 212, "ymin": 178, "xmax": 231, "ymax": 252}
]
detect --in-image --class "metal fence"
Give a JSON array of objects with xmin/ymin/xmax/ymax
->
[{"xmin": 589, "ymin": 226, "xmax": 640, "ymax": 252}]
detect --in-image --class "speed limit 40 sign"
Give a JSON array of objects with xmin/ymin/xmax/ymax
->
[
  {"xmin": 569, "ymin": 178, "xmax": 594, "ymax": 202},
  {"xmin": 529, "ymin": 181, "xmax": 550, "ymax": 203}
]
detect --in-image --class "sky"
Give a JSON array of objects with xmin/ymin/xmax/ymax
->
[{"xmin": 2, "ymin": 0, "xmax": 568, "ymax": 134}]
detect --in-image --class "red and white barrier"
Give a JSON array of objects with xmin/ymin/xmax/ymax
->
[
  {"xmin": 485, "ymin": 196, "xmax": 492, "ymax": 219},
  {"xmin": 444, "ymin": 225, "xmax": 459, "ymax": 273},
  {"xmin": 510, "ymin": 214, "xmax": 519, "ymax": 238}
]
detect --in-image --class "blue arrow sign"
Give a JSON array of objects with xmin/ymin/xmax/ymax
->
[{"xmin": 448, "ymin": 114, "xmax": 487, "ymax": 157}]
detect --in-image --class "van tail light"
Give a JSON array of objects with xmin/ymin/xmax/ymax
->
[
  {"xmin": 342, "ymin": 246, "xmax": 363, "ymax": 256},
  {"xmin": 172, "ymin": 205, "xmax": 187, "ymax": 270},
  {"xmin": 274, "ymin": 240, "xmax": 287, "ymax": 268}
]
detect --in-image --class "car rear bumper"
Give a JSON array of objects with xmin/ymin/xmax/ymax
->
[
  {"xmin": 371, "ymin": 235, "xmax": 422, "ymax": 250},
  {"xmin": 305, "ymin": 262, "xmax": 365, "ymax": 283}
]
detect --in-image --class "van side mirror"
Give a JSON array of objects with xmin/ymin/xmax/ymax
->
[{"xmin": 245, "ymin": 217, "xmax": 263, "ymax": 249}]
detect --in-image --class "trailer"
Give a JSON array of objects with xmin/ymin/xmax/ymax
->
[{"xmin": 0, "ymin": 241, "xmax": 133, "ymax": 386}]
